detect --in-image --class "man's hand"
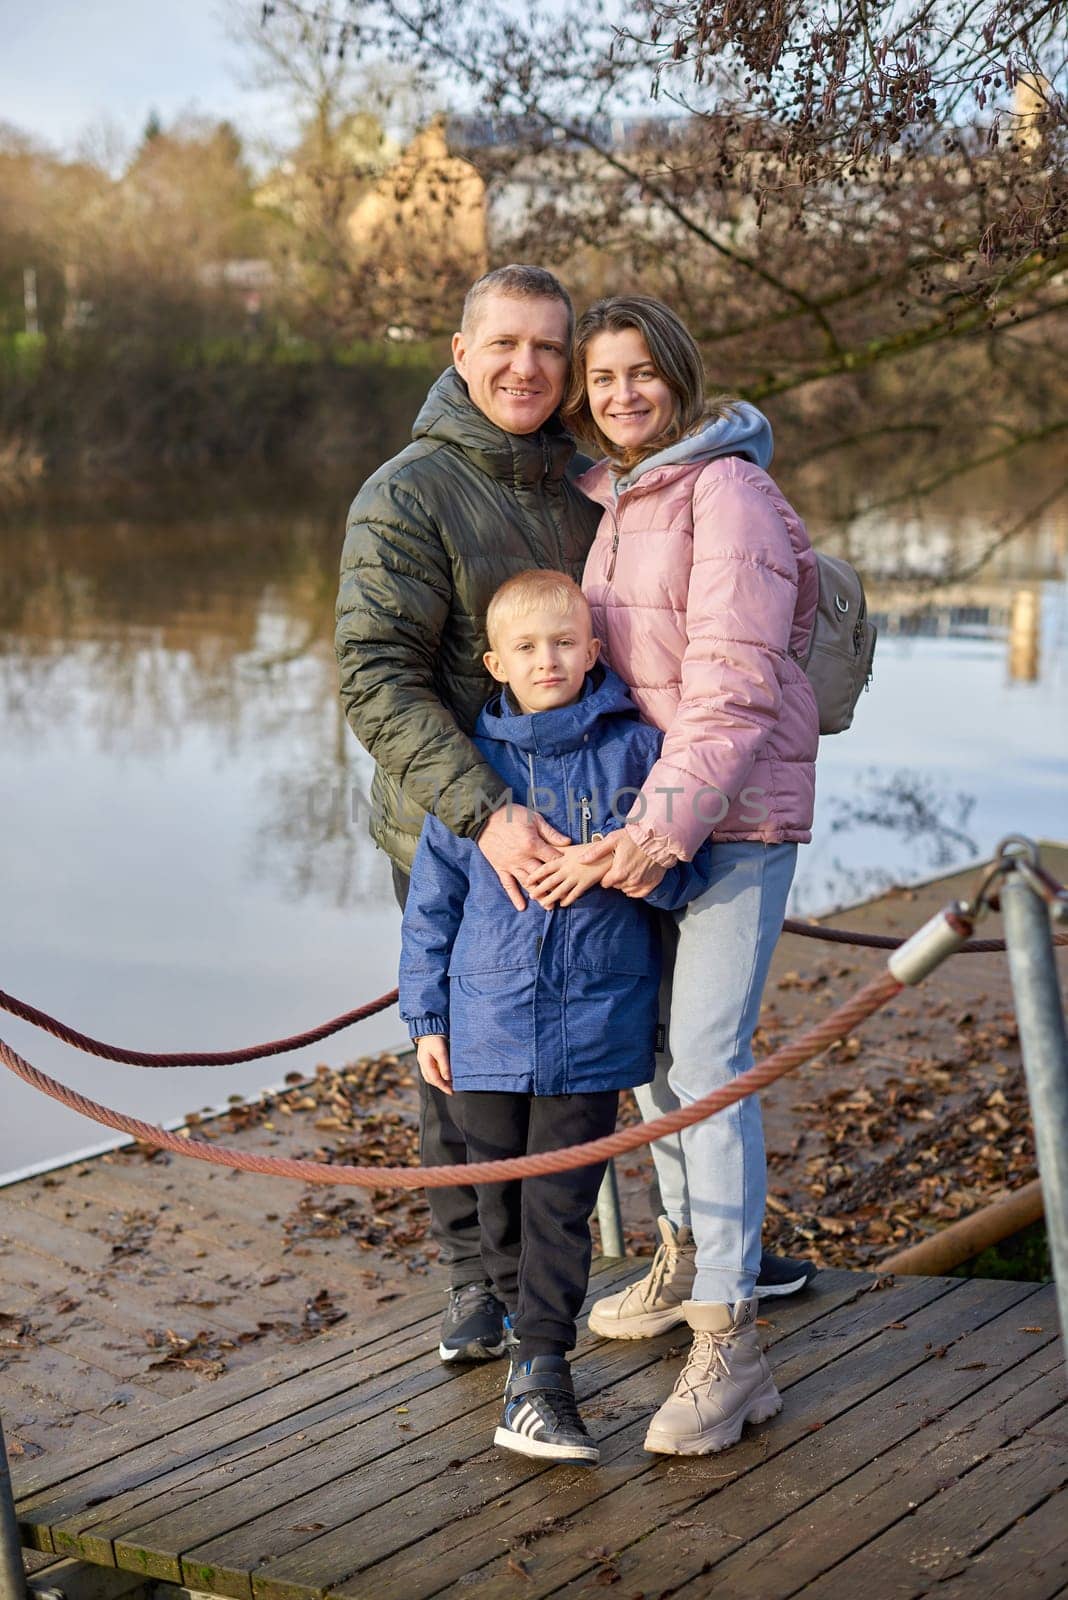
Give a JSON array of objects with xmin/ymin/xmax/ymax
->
[
  {"xmin": 416, "ymin": 1034, "xmax": 453, "ymax": 1096},
  {"xmin": 526, "ymin": 843, "xmax": 612, "ymax": 907},
  {"xmin": 477, "ymin": 806, "xmax": 570, "ymax": 911},
  {"xmin": 600, "ymin": 831, "xmax": 668, "ymax": 899}
]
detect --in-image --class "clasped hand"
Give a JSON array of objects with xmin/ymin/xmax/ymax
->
[
  {"xmin": 478, "ymin": 806, "xmax": 666, "ymax": 908},
  {"xmin": 526, "ymin": 830, "xmax": 666, "ymax": 906}
]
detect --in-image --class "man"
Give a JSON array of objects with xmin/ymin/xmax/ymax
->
[
  {"xmin": 337, "ymin": 265, "xmax": 599, "ymax": 1362},
  {"xmin": 336, "ymin": 264, "xmax": 814, "ymax": 1363}
]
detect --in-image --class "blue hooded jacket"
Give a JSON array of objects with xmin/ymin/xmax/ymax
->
[{"xmin": 399, "ymin": 666, "xmax": 712, "ymax": 1094}]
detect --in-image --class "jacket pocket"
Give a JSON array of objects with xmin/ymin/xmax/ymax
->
[
  {"xmin": 564, "ymin": 969, "xmax": 659, "ymax": 1085},
  {"xmin": 449, "ymin": 967, "xmax": 537, "ymax": 1073},
  {"xmin": 569, "ymin": 912, "xmax": 661, "ymax": 977},
  {"xmin": 448, "ymin": 929, "xmax": 542, "ymax": 975}
]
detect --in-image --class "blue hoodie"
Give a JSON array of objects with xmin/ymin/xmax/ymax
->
[{"xmin": 399, "ymin": 666, "xmax": 712, "ymax": 1094}]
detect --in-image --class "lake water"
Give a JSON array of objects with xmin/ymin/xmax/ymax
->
[{"xmin": 1, "ymin": 479, "xmax": 1065, "ymax": 1179}]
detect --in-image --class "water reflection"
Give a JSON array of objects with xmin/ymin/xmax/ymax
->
[
  {"xmin": 0, "ymin": 480, "xmax": 1065, "ymax": 1174},
  {"xmin": 800, "ymin": 766, "xmax": 981, "ymax": 915}
]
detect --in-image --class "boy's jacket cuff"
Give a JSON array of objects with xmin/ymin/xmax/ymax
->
[{"xmin": 406, "ymin": 1014, "xmax": 449, "ymax": 1041}]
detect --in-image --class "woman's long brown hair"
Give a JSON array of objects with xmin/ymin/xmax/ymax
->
[{"xmin": 563, "ymin": 295, "xmax": 731, "ymax": 470}]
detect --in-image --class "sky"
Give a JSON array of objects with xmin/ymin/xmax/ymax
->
[{"xmin": 0, "ymin": 0, "xmax": 283, "ymax": 160}]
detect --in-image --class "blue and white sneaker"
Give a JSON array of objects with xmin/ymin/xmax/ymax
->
[
  {"xmin": 756, "ymin": 1251, "xmax": 818, "ymax": 1298},
  {"xmin": 494, "ymin": 1354, "xmax": 599, "ymax": 1464},
  {"xmin": 438, "ymin": 1284, "xmax": 511, "ymax": 1363}
]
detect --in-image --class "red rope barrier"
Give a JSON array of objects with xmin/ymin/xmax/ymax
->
[
  {"xmin": 3, "ymin": 913, "xmax": 1054, "ymax": 1073},
  {"xmin": 0, "ymin": 970, "xmax": 902, "ymax": 1188},
  {"xmin": 0, "ymin": 987, "xmax": 398, "ymax": 1067}
]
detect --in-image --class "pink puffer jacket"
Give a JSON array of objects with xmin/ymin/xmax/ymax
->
[{"xmin": 580, "ymin": 454, "xmax": 819, "ymax": 861}]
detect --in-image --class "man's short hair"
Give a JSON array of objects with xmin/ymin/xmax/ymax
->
[
  {"xmin": 461, "ymin": 265, "xmax": 575, "ymax": 343},
  {"xmin": 485, "ymin": 569, "xmax": 590, "ymax": 651}
]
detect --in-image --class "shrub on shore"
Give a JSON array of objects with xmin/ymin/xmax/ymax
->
[{"xmin": 0, "ymin": 334, "xmax": 441, "ymax": 486}]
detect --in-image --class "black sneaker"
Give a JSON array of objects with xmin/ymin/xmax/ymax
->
[
  {"xmin": 756, "ymin": 1250, "xmax": 818, "ymax": 1298},
  {"xmin": 494, "ymin": 1355, "xmax": 599, "ymax": 1465},
  {"xmin": 438, "ymin": 1283, "xmax": 511, "ymax": 1363}
]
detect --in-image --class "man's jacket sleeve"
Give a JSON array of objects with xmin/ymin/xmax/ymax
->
[
  {"xmin": 336, "ymin": 475, "xmax": 506, "ymax": 836},
  {"xmin": 399, "ymin": 817, "xmax": 471, "ymax": 1038}
]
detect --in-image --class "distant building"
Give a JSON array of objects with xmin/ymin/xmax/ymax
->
[
  {"xmin": 196, "ymin": 258, "xmax": 276, "ymax": 319},
  {"xmin": 1011, "ymin": 73, "xmax": 1052, "ymax": 150},
  {"xmin": 345, "ymin": 118, "xmax": 487, "ymax": 281}
]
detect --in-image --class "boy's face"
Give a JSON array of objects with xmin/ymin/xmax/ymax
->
[{"xmin": 484, "ymin": 602, "xmax": 600, "ymax": 715}]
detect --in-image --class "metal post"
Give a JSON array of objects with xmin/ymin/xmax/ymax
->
[
  {"xmin": 1001, "ymin": 867, "xmax": 1068, "ymax": 1365},
  {"xmin": 0, "ymin": 1417, "xmax": 26, "ymax": 1600},
  {"xmin": 596, "ymin": 1159, "xmax": 625, "ymax": 1259}
]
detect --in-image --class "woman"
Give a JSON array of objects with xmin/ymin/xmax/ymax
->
[{"xmin": 530, "ymin": 295, "xmax": 820, "ymax": 1456}]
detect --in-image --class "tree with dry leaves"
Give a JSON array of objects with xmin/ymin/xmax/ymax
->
[{"xmin": 275, "ymin": 0, "xmax": 1067, "ymax": 550}]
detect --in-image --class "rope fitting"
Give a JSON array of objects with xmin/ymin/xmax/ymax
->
[
  {"xmin": 994, "ymin": 835, "xmax": 1068, "ymax": 924},
  {"xmin": 887, "ymin": 901, "xmax": 975, "ymax": 986}
]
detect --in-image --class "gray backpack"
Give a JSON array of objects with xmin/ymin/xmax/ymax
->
[{"xmin": 795, "ymin": 553, "xmax": 877, "ymax": 734}]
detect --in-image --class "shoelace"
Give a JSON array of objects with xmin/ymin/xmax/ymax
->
[
  {"xmin": 450, "ymin": 1283, "xmax": 500, "ymax": 1316},
  {"xmin": 677, "ymin": 1329, "xmax": 731, "ymax": 1394},
  {"xmin": 632, "ymin": 1238, "xmax": 676, "ymax": 1307}
]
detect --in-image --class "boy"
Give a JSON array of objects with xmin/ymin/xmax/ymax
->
[{"xmin": 399, "ymin": 571, "xmax": 710, "ymax": 1465}]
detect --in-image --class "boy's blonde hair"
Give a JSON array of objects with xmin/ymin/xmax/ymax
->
[{"xmin": 485, "ymin": 569, "xmax": 591, "ymax": 651}]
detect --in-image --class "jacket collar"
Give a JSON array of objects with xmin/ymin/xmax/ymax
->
[
  {"xmin": 578, "ymin": 403, "xmax": 775, "ymax": 509},
  {"xmin": 576, "ymin": 455, "xmax": 689, "ymax": 509},
  {"xmin": 476, "ymin": 664, "xmax": 639, "ymax": 756},
  {"xmin": 412, "ymin": 368, "xmax": 577, "ymax": 489}
]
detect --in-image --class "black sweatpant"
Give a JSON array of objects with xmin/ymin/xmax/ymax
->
[
  {"xmin": 393, "ymin": 863, "xmax": 485, "ymax": 1289},
  {"xmin": 455, "ymin": 1088, "xmax": 619, "ymax": 1359}
]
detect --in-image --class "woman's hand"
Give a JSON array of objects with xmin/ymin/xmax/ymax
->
[
  {"xmin": 601, "ymin": 831, "xmax": 667, "ymax": 898},
  {"xmin": 416, "ymin": 1034, "xmax": 453, "ymax": 1096},
  {"xmin": 526, "ymin": 843, "xmax": 613, "ymax": 907}
]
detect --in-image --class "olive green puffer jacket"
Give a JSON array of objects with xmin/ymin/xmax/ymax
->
[{"xmin": 336, "ymin": 368, "xmax": 601, "ymax": 872}]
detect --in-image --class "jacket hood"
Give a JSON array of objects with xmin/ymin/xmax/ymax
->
[
  {"xmin": 412, "ymin": 367, "xmax": 577, "ymax": 487},
  {"xmin": 580, "ymin": 401, "xmax": 774, "ymax": 503},
  {"xmin": 475, "ymin": 663, "xmax": 640, "ymax": 756}
]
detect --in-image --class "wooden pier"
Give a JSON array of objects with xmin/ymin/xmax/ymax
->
[
  {"xmin": 13, "ymin": 1261, "xmax": 1065, "ymax": 1600},
  {"xmin": 3, "ymin": 849, "xmax": 1067, "ymax": 1596}
]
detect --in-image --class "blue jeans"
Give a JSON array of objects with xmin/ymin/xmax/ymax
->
[{"xmin": 634, "ymin": 841, "xmax": 798, "ymax": 1304}]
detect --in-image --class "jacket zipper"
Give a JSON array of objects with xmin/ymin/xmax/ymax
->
[
  {"xmin": 579, "ymin": 795, "xmax": 592, "ymax": 845},
  {"xmin": 605, "ymin": 503, "xmax": 621, "ymax": 583},
  {"xmin": 526, "ymin": 752, "xmax": 537, "ymax": 811}
]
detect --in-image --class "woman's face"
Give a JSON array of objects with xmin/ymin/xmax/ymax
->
[{"xmin": 585, "ymin": 327, "xmax": 676, "ymax": 455}]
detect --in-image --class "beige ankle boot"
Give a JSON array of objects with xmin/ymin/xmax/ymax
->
[
  {"xmin": 588, "ymin": 1216, "xmax": 696, "ymax": 1339},
  {"xmin": 643, "ymin": 1297, "xmax": 782, "ymax": 1455}
]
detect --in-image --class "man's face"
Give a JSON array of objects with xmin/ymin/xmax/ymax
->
[{"xmin": 451, "ymin": 291, "xmax": 570, "ymax": 435}]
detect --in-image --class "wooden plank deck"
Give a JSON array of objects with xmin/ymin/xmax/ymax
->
[
  {"xmin": 12, "ymin": 1264, "xmax": 1064, "ymax": 1600},
  {"xmin": 4, "ymin": 846, "xmax": 1064, "ymax": 1471},
  {"xmin": 4, "ymin": 847, "xmax": 1066, "ymax": 1594}
]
